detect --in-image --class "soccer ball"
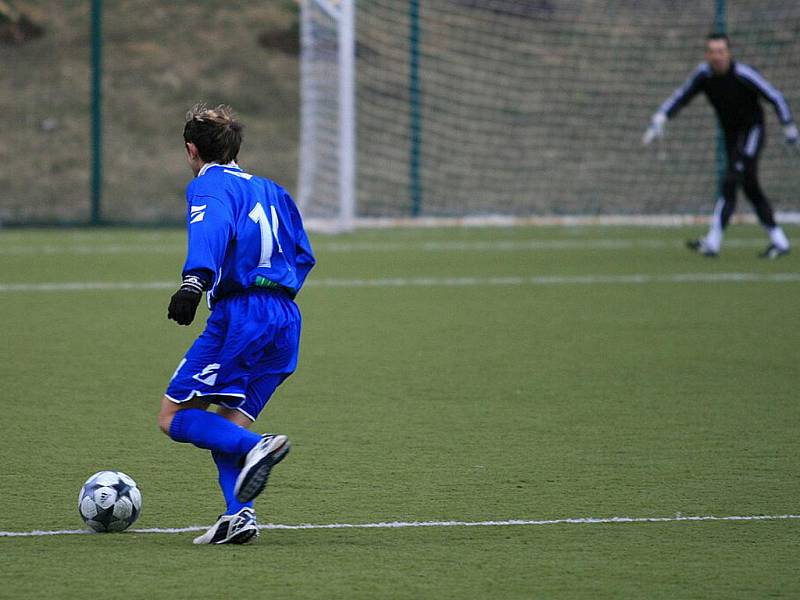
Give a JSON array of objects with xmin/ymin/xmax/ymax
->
[{"xmin": 78, "ymin": 470, "xmax": 142, "ymax": 532}]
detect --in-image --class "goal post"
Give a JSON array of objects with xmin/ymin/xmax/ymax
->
[
  {"xmin": 298, "ymin": 0, "xmax": 356, "ymax": 232},
  {"xmin": 298, "ymin": 1, "xmax": 800, "ymax": 230}
]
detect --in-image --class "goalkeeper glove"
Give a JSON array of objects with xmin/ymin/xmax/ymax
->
[
  {"xmin": 784, "ymin": 122, "xmax": 799, "ymax": 145},
  {"xmin": 168, "ymin": 274, "xmax": 205, "ymax": 326},
  {"xmin": 642, "ymin": 112, "xmax": 667, "ymax": 145}
]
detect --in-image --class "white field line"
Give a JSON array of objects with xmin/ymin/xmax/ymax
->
[
  {"xmin": 0, "ymin": 281, "xmax": 176, "ymax": 292},
  {"xmin": 0, "ymin": 244, "xmax": 184, "ymax": 255},
  {"xmin": 305, "ymin": 212, "xmax": 800, "ymax": 231},
  {"xmin": 318, "ymin": 239, "xmax": 768, "ymax": 253},
  {"xmin": 0, "ymin": 238, "xmax": 771, "ymax": 255},
  {"xmin": 1, "ymin": 513, "xmax": 799, "ymax": 538},
  {"xmin": 1, "ymin": 272, "xmax": 800, "ymax": 293}
]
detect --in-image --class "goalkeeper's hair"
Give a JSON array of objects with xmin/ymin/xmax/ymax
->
[
  {"xmin": 183, "ymin": 104, "xmax": 243, "ymax": 164},
  {"xmin": 706, "ymin": 32, "xmax": 730, "ymax": 46}
]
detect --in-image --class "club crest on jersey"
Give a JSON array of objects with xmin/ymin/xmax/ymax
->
[{"xmin": 190, "ymin": 204, "xmax": 207, "ymax": 224}]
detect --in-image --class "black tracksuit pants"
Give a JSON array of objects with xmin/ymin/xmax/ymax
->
[{"xmin": 718, "ymin": 123, "xmax": 777, "ymax": 229}]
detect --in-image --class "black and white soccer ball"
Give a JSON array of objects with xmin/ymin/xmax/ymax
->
[{"xmin": 78, "ymin": 470, "xmax": 142, "ymax": 532}]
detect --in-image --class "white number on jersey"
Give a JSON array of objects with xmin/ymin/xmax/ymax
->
[{"xmin": 248, "ymin": 202, "xmax": 284, "ymax": 268}]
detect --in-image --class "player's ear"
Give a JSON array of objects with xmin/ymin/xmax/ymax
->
[{"xmin": 185, "ymin": 142, "xmax": 200, "ymax": 160}]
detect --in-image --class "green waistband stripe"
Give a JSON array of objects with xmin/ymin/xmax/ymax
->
[{"xmin": 255, "ymin": 276, "xmax": 280, "ymax": 289}]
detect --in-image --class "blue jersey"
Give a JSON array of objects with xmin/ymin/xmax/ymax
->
[{"xmin": 181, "ymin": 163, "xmax": 315, "ymax": 305}]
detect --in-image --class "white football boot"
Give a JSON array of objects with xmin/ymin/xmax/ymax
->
[
  {"xmin": 686, "ymin": 238, "xmax": 719, "ymax": 257},
  {"xmin": 759, "ymin": 243, "xmax": 790, "ymax": 259},
  {"xmin": 234, "ymin": 434, "xmax": 291, "ymax": 503},
  {"xmin": 192, "ymin": 507, "xmax": 259, "ymax": 545}
]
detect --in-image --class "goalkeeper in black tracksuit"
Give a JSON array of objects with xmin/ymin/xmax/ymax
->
[{"xmin": 643, "ymin": 33, "xmax": 798, "ymax": 258}]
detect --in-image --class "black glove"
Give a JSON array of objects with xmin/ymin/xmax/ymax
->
[{"xmin": 167, "ymin": 275, "xmax": 204, "ymax": 326}]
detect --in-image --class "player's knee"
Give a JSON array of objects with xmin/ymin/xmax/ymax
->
[
  {"xmin": 157, "ymin": 410, "xmax": 174, "ymax": 436},
  {"xmin": 742, "ymin": 178, "xmax": 763, "ymax": 199}
]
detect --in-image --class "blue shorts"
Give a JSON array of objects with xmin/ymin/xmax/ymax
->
[{"xmin": 165, "ymin": 289, "xmax": 301, "ymax": 421}]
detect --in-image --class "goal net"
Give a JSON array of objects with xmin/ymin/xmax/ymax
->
[{"xmin": 298, "ymin": 0, "xmax": 800, "ymax": 229}]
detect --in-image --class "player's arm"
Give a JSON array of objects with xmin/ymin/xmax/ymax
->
[
  {"xmin": 285, "ymin": 191, "xmax": 316, "ymax": 291},
  {"xmin": 643, "ymin": 63, "xmax": 708, "ymax": 145},
  {"xmin": 734, "ymin": 63, "xmax": 797, "ymax": 144},
  {"xmin": 168, "ymin": 194, "xmax": 233, "ymax": 325}
]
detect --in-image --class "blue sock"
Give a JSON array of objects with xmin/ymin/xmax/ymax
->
[
  {"xmin": 168, "ymin": 408, "xmax": 261, "ymax": 456},
  {"xmin": 213, "ymin": 451, "xmax": 254, "ymax": 515}
]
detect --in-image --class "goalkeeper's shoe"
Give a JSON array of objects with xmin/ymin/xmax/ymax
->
[
  {"xmin": 192, "ymin": 507, "xmax": 258, "ymax": 545},
  {"xmin": 686, "ymin": 239, "xmax": 719, "ymax": 257},
  {"xmin": 235, "ymin": 434, "xmax": 291, "ymax": 503},
  {"xmin": 759, "ymin": 244, "xmax": 790, "ymax": 259}
]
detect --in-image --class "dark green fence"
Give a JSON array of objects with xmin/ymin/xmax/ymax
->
[
  {"xmin": 0, "ymin": 1, "xmax": 300, "ymax": 226},
  {"xmin": 2, "ymin": 1, "xmax": 799, "ymax": 225}
]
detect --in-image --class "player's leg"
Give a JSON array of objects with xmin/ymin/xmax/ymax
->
[
  {"xmin": 233, "ymin": 373, "xmax": 293, "ymax": 504},
  {"xmin": 191, "ymin": 385, "xmax": 290, "ymax": 546},
  {"xmin": 159, "ymin": 396, "xmax": 262, "ymax": 545},
  {"xmin": 739, "ymin": 128, "xmax": 790, "ymax": 257},
  {"xmin": 224, "ymin": 292, "xmax": 301, "ymax": 504},
  {"xmin": 190, "ymin": 405, "xmax": 261, "ymax": 545},
  {"xmin": 159, "ymin": 394, "xmax": 262, "ymax": 455},
  {"xmin": 195, "ymin": 291, "xmax": 300, "ymax": 507},
  {"xmin": 161, "ymin": 310, "xmax": 264, "ymax": 455},
  {"xmin": 689, "ymin": 131, "xmax": 739, "ymax": 256},
  {"xmin": 157, "ymin": 395, "xmax": 209, "ymax": 434},
  {"xmin": 688, "ymin": 176, "xmax": 736, "ymax": 256},
  {"xmin": 163, "ymin": 302, "xmax": 275, "ymax": 545},
  {"xmin": 212, "ymin": 406, "xmax": 256, "ymax": 516},
  {"xmin": 195, "ymin": 295, "xmax": 300, "ymax": 543}
]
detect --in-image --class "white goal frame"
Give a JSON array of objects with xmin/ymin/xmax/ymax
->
[{"xmin": 298, "ymin": 0, "xmax": 356, "ymax": 232}]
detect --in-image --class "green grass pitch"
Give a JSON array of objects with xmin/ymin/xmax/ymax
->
[{"xmin": 0, "ymin": 225, "xmax": 798, "ymax": 599}]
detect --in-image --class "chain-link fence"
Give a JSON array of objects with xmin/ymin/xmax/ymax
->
[
  {"xmin": 3, "ymin": 1, "xmax": 799, "ymax": 225},
  {"xmin": 0, "ymin": 1, "xmax": 300, "ymax": 225},
  {"xmin": 300, "ymin": 0, "xmax": 800, "ymax": 222}
]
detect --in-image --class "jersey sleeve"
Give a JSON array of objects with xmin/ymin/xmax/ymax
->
[
  {"xmin": 181, "ymin": 188, "xmax": 234, "ymax": 285},
  {"xmin": 285, "ymin": 191, "xmax": 316, "ymax": 291},
  {"xmin": 659, "ymin": 63, "xmax": 709, "ymax": 119},
  {"xmin": 735, "ymin": 63, "xmax": 794, "ymax": 125}
]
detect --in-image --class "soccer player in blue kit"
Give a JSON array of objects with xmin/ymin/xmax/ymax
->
[{"xmin": 157, "ymin": 105, "xmax": 315, "ymax": 545}]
